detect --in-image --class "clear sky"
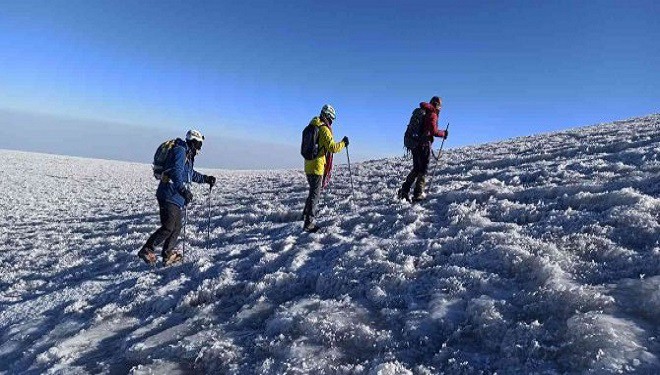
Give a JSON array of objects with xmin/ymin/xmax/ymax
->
[{"xmin": 1, "ymin": 0, "xmax": 659, "ymax": 168}]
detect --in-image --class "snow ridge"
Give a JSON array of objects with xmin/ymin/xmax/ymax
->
[{"xmin": 1, "ymin": 115, "xmax": 659, "ymax": 374}]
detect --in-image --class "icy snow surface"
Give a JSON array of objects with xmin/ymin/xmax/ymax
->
[{"xmin": 1, "ymin": 115, "xmax": 659, "ymax": 374}]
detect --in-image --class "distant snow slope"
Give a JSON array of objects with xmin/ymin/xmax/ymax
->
[{"xmin": 1, "ymin": 115, "xmax": 659, "ymax": 374}]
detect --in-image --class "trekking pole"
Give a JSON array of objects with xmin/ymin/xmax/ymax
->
[
  {"xmin": 207, "ymin": 185, "xmax": 212, "ymax": 252},
  {"xmin": 427, "ymin": 123, "xmax": 450, "ymax": 193},
  {"xmin": 346, "ymin": 145, "xmax": 356, "ymax": 205},
  {"xmin": 182, "ymin": 206, "xmax": 187, "ymax": 260}
]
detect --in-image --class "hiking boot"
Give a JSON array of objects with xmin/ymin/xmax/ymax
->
[
  {"xmin": 413, "ymin": 176, "xmax": 426, "ymax": 198},
  {"xmin": 163, "ymin": 251, "xmax": 183, "ymax": 266},
  {"xmin": 303, "ymin": 223, "xmax": 321, "ymax": 233},
  {"xmin": 138, "ymin": 246, "xmax": 157, "ymax": 265},
  {"xmin": 397, "ymin": 189, "xmax": 410, "ymax": 202},
  {"xmin": 412, "ymin": 192, "xmax": 427, "ymax": 202},
  {"xmin": 303, "ymin": 216, "xmax": 321, "ymax": 233}
]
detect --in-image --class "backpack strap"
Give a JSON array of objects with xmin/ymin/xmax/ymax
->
[{"xmin": 317, "ymin": 124, "xmax": 330, "ymax": 155}]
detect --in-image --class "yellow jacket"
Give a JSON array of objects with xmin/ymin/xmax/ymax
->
[{"xmin": 304, "ymin": 117, "xmax": 346, "ymax": 175}]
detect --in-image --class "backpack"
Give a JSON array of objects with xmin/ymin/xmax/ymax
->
[
  {"xmin": 404, "ymin": 107, "xmax": 426, "ymax": 151},
  {"xmin": 152, "ymin": 139, "xmax": 177, "ymax": 180},
  {"xmin": 300, "ymin": 124, "xmax": 327, "ymax": 160}
]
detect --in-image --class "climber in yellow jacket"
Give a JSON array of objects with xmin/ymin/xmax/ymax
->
[{"xmin": 301, "ymin": 104, "xmax": 348, "ymax": 232}]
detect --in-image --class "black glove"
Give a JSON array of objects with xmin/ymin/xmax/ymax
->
[
  {"xmin": 205, "ymin": 175, "xmax": 216, "ymax": 188},
  {"xmin": 442, "ymin": 129, "xmax": 449, "ymax": 139},
  {"xmin": 342, "ymin": 136, "xmax": 349, "ymax": 147},
  {"xmin": 181, "ymin": 189, "xmax": 193, "ymax": 205}
]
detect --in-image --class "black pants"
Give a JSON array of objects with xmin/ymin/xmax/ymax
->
[
  {"xmin": 303, "ymin": 174, "xmax": 323, "ymax": 223},
  {"xmin": 144, "ymin": 200, "xmax": 183, "ymax": 258},
  {"xmin": 401, "ymin": 144, "xmax": 431, "ymax": 197}
]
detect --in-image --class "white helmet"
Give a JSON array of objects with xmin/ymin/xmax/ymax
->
[
  {"xmin": 321, "ymin": 104, "xmax": 336, "ymax": 121},
  {"xmin": 186, "ymin": 129, "xmax": 205, "ymax": 142},
  {"xmin": 186, "ymin": 129, "xmax": 205, "ymax": 151}
]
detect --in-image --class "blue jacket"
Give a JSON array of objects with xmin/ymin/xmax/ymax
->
[{"xmin": 156, "ymin": 138, "xmax": 206, "ymax": 208}]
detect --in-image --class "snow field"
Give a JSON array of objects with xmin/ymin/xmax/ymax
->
[{"xmin": 0, "ymin": 114, "xmax": 659, "ymax": 374}]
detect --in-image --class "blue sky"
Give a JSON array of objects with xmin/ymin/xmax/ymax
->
[{"xmin": 1, "ymin": 0, "xmax": 659, "ymax": 168}]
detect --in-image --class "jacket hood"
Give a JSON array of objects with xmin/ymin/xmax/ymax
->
[
  {"xmin": 174, "ymin": 138, "xmax": 188, "ymax": 148},
  {"xmin": 420, "ymin": 102, "xmax": 438, "ymax": 114},
  {"xmin": 309, "ymin": 116, "xmax": 331, "ymax": 128},
  {"xmin": 174, "ymin": 138, "xmax": 196, "ymax": 159}
]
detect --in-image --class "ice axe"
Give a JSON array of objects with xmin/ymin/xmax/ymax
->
[
  {"xmin": 427, "ymin": 122, "xmax": 449, "ymax": 192},
  {"xmin": 346, "ymin": 145, "xmax": 356, "ymax": 209},
  {"xmin": 207, "ymin": 185, "xmax": 212, "ymax": 252},
  {"xmin": 182, "ymin": 206, "xmax": 187, "ymax": 260}
]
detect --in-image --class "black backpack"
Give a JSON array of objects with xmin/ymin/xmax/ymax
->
[
  {"xmin": 404, "ymin": 107, "xmax": 426, "ymax": 151},
  {"xmin": 301, "ymin": 124, "xmax": 327, "ymax": 160},
  {"xmin": 152, "ymin": 139, "xmax": 177, "ymax": 179}
]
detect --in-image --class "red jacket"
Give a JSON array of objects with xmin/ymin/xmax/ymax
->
[{"xmin": 420, "ymin": 102, "xmax": 447, "ymax": 142}]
